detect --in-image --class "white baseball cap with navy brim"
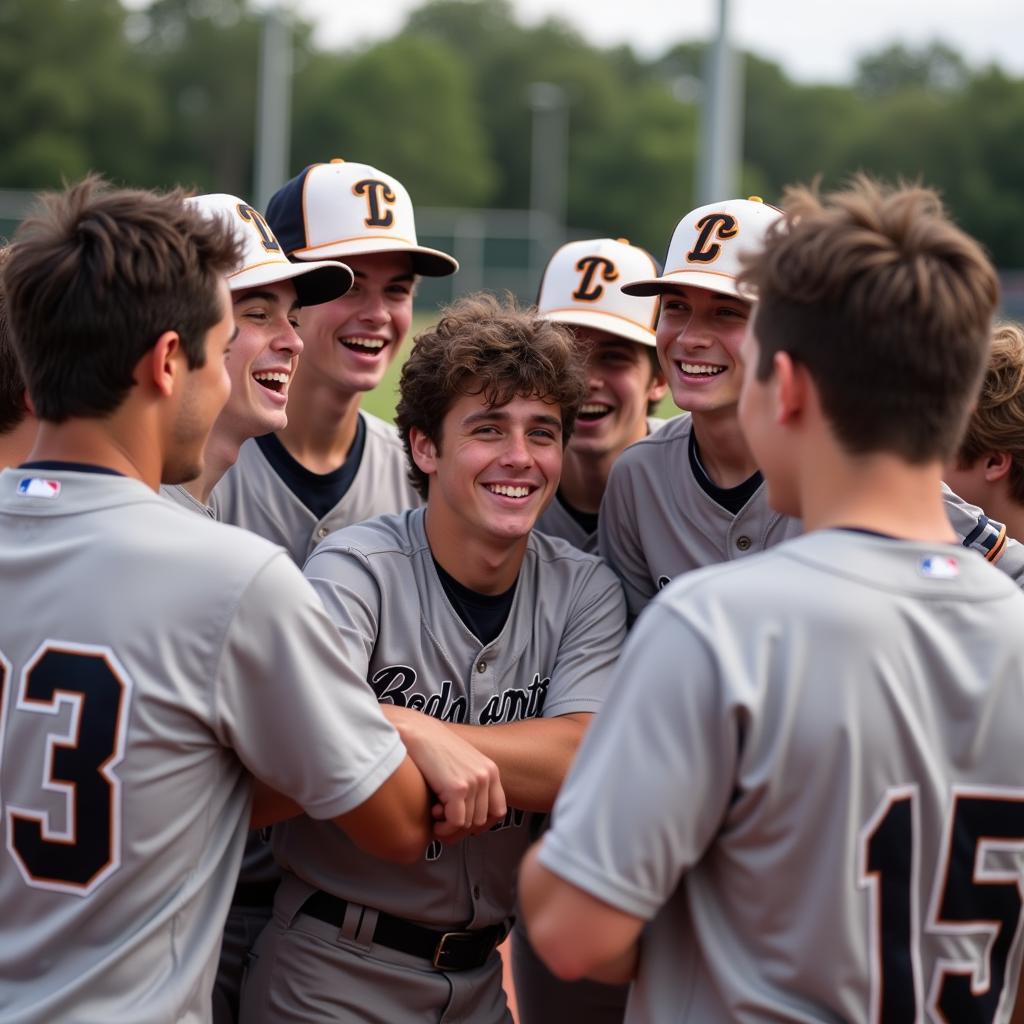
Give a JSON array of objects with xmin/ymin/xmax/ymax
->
[
  {"xmin": 187, "ymin": 193, "xmax": 353, "ymax": 306},
  {"xmin": 622, "ymin": 197, "xmax": 782, "ymax": 300},
  {"xmin": 538, "ymin": 238, "xmax": 660, "ymax": 348},
  {"xmin": 265, "ymin": 160, "xmax": 459, "ymax": 277}
]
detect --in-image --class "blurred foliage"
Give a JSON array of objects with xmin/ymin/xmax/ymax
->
[{"xmin": 1, "ymin": 0, "xmax": 1023, "ymax": 262}]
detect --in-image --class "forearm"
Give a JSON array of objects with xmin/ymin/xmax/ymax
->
[{"xmin": 444, "ymin": 713, "xmax": 590, "ymax": 812}]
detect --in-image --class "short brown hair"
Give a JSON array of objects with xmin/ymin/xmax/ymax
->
[
  {"xmin": 1, "ymin": 176, "xmax": 241, "ymax": 423},
  {"xmin": 740, "ymin": 176, "xmax": 1000, "ymax": 462},
  {"xmin": 396, "ymin": 293, "xmax": 588, "ymax": 498},
  {"xmin": 955, "ymin": 323, "xmax": 1024, "ymax": 503},
  {"xmin": 0, "ymin": 246, "xmax": 28, "ymax": 434}
]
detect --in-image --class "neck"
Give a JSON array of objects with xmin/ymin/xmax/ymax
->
[
  {"xmin": 690, "ymin": 409, "xmax": 759, "ymax": 488},
  {"xmin": 557, "ymin": 447, "xmax": 616, "ymax": 514},
  {"xmin": 276, "ymin": 371, "xmax": 362, "ymax": 472},
  {"xmin": 0, "ymin": 417, "xmax": 39, "ymax": 470},
  {"xmin": 799, "ymin": 440, "xmax": 956, "ymax": 542},
  {"xmin": 27, "ymin": 413, "xmax": 161, "ymax": 489},
  {"xmin": 180, "ymin": 424, "xmax": 241, "ymax": 504},
  {"xmin": 424, "ymin": 505, "xmax": 528, "ymax": 594}
]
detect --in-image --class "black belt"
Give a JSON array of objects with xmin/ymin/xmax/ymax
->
[{"xmin": 299, "ymin": 890, "xmax": 505, "ymax": 972}]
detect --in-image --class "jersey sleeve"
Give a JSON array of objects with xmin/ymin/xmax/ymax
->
[
  {"xmin": 543, "ymin": 562, "xmax": 627, "ymax": 717},
  {"xmin": 598, "ymin": 456, "xmax": 656, "ymax": 622},
  {"xmin": 941, "ymin": 484, "xmax": 1024, "ymax": 587},
  {"xmin": 213, "ymin": 552, "xmax": 404, "ymax": 821},
  {"xmin": 539, "ymin": 600, "xmax": 738, "ymax": 920}
]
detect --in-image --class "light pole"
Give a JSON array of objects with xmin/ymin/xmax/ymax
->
[
  {"xmin": 696, "ymin": 0, "xmax": 744, "ymax": 205},
  {"xmin": 254, "ymin": 3, "xmax": 293, "ymax": 211},
  {"xmin": 529, "ymin": 82, "xmax": 568, "ymax": 283}
]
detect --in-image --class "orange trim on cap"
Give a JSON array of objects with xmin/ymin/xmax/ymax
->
[
  {"xmin": 293, "ymin": 232, "xmax": 419, "ymax": 255},
  {"xmin": 543, "ymin": 306, "xmax": 655, "ymax": 336},
  {"xmin": 229, "ymin": 257, "xmax": 291, "ymax": 277},
  {"xmin": 663, "ymin": 267, "xmax": 739, "ymax": 281}
]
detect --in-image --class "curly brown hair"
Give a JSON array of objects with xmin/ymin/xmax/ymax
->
[
  {"xmin": 955, "ymin": 323, "xmax": 1024, "ymax": 503},
  {"xmin": 396, "ymin": 292, "xmax": 588, "ymax": 498},
  {"xmin": 739, "ymin": 175, "xmax": 999, "ymax": 463}
]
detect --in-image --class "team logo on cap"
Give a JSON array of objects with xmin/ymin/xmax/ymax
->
[
  {"xmin": 236, "ymin": 204, "xmax": 281, "ymax": 254},
  {"xmin": 572, "ymin": 256, "xmax": 620, "ymax": 302},
  {"xmin": 686, "ymin": 212, "xmax": 739, "ymax": 265},
  {"xmin": 353, "ymin": 178, "xmax": 397, "ymax": 228}
]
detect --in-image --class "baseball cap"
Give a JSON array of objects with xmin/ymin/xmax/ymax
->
[
  {"xmin": 188, "ymin": 193, "xmax": 353, "ymax": 306},
  {"xmin": 622, "ymin": 197, "xmax": 782, "ymax": 300},
  {"xmin": 265, "ymin": 160, "xmax": 459, "ymax": 277},
  {"xmin": 538, "ymin": 238, "xmax": 659, "ymax": 348}
]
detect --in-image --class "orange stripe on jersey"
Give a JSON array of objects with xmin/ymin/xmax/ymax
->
[{"xmin": 987, "ymin": 524, "xmax": 1008, "ymax": 563}]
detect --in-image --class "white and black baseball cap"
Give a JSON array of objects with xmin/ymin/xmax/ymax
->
[
  {"xmin": 622, "ymin": 197, "xmax": 782, "ymax": 300},
  {"xmin": 265, "ymin": 159, "xmax": 459, "ymax": 277},
  {"xmin": 188, "ymin": 193, "xmax": 353, "ymax": 306},
  {"xmin": 538, "ymin": 238, "xmax": 660, "ymax": 348}
]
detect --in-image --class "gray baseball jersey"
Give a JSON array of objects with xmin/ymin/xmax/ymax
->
[
  {"xmin": 161, "ymin": 482, "xmax": 216, "ymax": 519},
  {"xmin": 272, "ymin": 506, "xmax": 625, "ymax": 927},
  {"xmin": 535, "ymin": 416, "xmax": 669, "ymax": 554},
  {"xmin": 942, "ymin": 481, "xmax": 1024, "ymax": 586},
  {"xmin": 598, "ymin": 413, "xmax": 802, "ymax": 618},
  {"xmin": 542, "ymin": 529, "xmax": 1024, "ymax": 1023},
  {"xmin": 0, "ymin": 467, "xmax": 406, "ymax": 1023},
  {"xmin": 212, "ymin": 411, "xmax": 421, "ymax": 564}
]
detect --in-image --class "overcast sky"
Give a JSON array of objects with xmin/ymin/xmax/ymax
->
[{"xmin": 286, "ymin": 0, "xmax": 1024, "ymax": 83}]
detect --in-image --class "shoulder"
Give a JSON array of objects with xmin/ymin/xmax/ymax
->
[
  {"xmin": 613, "ymin": 412, "xmax": 691, "ymax": 475},
  {"xmin": 526, "ymin": 530, "xmax": 623, "ymax": 595},
  {"xmin": 361, "ymin": 411, "xmax": 406, "ymax": 450},
  {"xmin": 309, "ymin": 508, "xmax": 423, "ymax": 564}
]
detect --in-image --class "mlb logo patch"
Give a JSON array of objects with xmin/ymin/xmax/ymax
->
[
  {"xmin": 919, "ymin": 555, "xmax": 959, "ymax": 579},
  {"xmin": 17, "ymin": 477, "xmax": 61, "ymax": 499}
]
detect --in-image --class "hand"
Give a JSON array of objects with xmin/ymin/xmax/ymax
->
[{"xmin": 383, "ymin": 706, "xmax": 507, "ymax": 833}]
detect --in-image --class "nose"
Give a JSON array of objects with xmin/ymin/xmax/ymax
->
[
  {"xmin": 499, "ymin": 429, "xmax": 533, "ymax": 468},
  {"xmin": 357, "ymin": 289, "xmax": 391, "ymax": 328},
  {"xmin": 273, "ymin": 318, "xmax": 304, "ymax": 357}
]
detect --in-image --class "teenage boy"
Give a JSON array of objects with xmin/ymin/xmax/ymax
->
[
  {"xmin": 532, "ymin": 237, "xmax": 667, "ymax": 553},
  {"xmin": 946, "ymin": 322, "xmax": 1024, "ymax": 542},
  {"xmin": 240, "ymin": 294, "xmax": 627, "ymax": 1024},
  {"xmin": 0, "ymin": 178, "xmax": 499, "ymax": 1022},
  {"xmin": 162, "ymin": 192, "xmax": 351, "ymax": 517},
  {"xmin": 213, "ymin": 159, "xmax": 457, "ymax": 563},
  {"xmin": 520, "ymin": 178, "xmax": 1024, "ymax": 1023}
]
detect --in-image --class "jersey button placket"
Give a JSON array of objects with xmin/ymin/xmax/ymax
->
[{"xmin": 736, "ymin": 535, "xmax": 752, "ymax": 552}]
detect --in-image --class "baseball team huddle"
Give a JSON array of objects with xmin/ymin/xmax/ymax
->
[{"xmin": 1, "ymin": 156, "xmax": 1024, "ymax": 1024}]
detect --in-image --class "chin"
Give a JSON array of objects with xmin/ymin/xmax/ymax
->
[{"xmin": 162, "ymin": 456, "xmax": 204, "ymax": 487}]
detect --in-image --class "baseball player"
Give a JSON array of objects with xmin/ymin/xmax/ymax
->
[
  {"xmin": 162, "ymin": 193, "xmax": 352, "ymax": 518},
  {"xmin": 159, "ymin": 193, "xmax": 353, "ymax": 1023},
  {"xmin": 0, "ymin": 246, "xmax": 37, "ymax": 469},
  {"xmin": 946, "ymin": 322, "xmax": 1024, "ymax": 542},
  {"xmin": 531, "ymin": 237, "xmax": 667, "ymax": 553},
  {"xmin": 598, "ymin": 199, "xmax": 1024, "ymax": 621},
  {"xmin": 213, "ymin": 159, "xmax": 458, "ymax": 564},
  {"xmin": 0, "ymin": 177, "xmax": 501, "ymax": 1023},
  {"xmin": 239, "ymin": 293, "xmax": 627, "ymax": 1023},
  {"xmin": 520, "ymin": 177, "xmax": 1024, "ymax": 1023}
]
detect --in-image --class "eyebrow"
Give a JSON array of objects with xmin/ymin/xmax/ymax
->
[{"xmin": 463, "ymin": 408, "xmax": 563, "ymax": 430}]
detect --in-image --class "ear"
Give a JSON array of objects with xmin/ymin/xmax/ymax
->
[
  {"xmin": 408, "ymin": 425, "xmax": 439, "ymax": 478},
  {"xmin": 647, "ymin": 365, "xmax": 669, "ymax": 406},
  {"xmin": 773, "ymin": 351, "xmax": 807, "ymax": 425},
  {"xmin": 142, "ymin": 330, "xmax": 184, "ymax": 398},
  {"xmin": 983, "ymin": 451, "xmax": 1013, "ymax": 483}
]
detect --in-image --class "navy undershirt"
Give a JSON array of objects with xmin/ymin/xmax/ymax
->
[
  {"xmin": 20, "ymin": 461, "xmax": 124, "ymax": 477},
  {"xmin": 687, "ymin": 431, "xmax": 763, "ymax": 515},
  {"xmin": 256, "ymin": 415, "xmax": 367, "ymax": 519},
  {"xmin": 555, "ymin": 490, "xmax": 599, "ymax": 536},
  {"xmin": 433, "ymin": 559, "xmax": 517, "ymax": 646}
]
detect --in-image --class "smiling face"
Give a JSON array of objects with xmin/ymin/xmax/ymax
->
[
  {"xmin": 568, "ymin": 327, "xmax": 666, "ymax": 460},
  {"xmin": 293, "ymin": 251, "xmax": 414, "ymax": 396},
  {"xmin": 411, "ymin": 391, "xmax": 564, "ymax": 547},
  {"xmin": 655, "ymin": 285, "xmax": 751, "ymax": 414},
  {"xmin": 214, "ymin": 279, "xmax": 303, "ymax": 443}
]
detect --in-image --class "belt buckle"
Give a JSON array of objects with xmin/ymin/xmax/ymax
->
[{"xmin": 432, "ymin": 930, "xmax": 480, "ymax": 971}]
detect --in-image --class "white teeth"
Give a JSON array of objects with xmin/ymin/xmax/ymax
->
[
  {"xmin": 343, "ymin": 337, "xmax": 386, "ymax": 350},
  {"xmin": 488, "ymin": 484, "xmax": 531, "ymax": 498},
  {"xmin": 253, "ymin": 371, "xmax": 289, "ymax": 383},
  {"xmin": 580, "ymin": 403, "xmax": 612, "ymax": 415},
  {"xmin": 680, "ymin": 363, "xmax": 725, "ymax": 376}
]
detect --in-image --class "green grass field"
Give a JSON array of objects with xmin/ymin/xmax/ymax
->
[{"xmin": 359, "ymin": 314, "xmax": 681, "ymax": 423}]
